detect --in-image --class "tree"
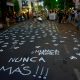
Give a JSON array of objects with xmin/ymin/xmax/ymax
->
[
  {"xmin": 66, "ymin": 0, "xmax": 74, "ymax": 9},
  {"xmin": 0, "ymin": 0, "xmax": 7, "ymax": 23},
  {"xmin": 58, "ymin": 0, "xmax": 74, "ymax": 9},
  {"xmin": 13, "ymin": 0, "xmax": 20, "ymax": 13},
  {"xmin": 44, "ymin": 0, "xmax": 57, "ymax": 10},
  {"xmin": 38, "ymin": 5, "xmax": 43, "ymax": 12},
  {"xmin": 44, "ymin": 0, "xmax": 74, "ymax": 10}
]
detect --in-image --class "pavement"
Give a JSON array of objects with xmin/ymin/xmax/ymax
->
[
  {"xmin": 0, "ymin": 20, "xmax": 80, "ymax": 80},
  {"xmin": 71, "ymin": 21, "xmax": 77, "ymax": 27}
]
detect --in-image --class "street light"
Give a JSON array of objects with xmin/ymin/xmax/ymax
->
[{"xmin": 56, "ymin": 0, "xmax": 58, "ymax": 2}]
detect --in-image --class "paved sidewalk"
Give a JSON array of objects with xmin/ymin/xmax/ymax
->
[{"xmin": 71, "ymin": 21, "xmax": 76, "ymax": 27}]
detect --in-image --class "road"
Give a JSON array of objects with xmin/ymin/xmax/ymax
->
[{"xmin": 0, "ymin": 20, "xmax": 80, "ymax": 80}]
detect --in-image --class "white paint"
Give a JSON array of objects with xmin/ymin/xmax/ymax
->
[
  {"xmin": 4, "ymin": 42, "xmax": 9, "ymax": 45},
  {"xmin": 40, "ymin": 67, "xmax": 44, "ymax": 75},
  {"xmin": 44, "ymin": 68, "xmax": 49, "ymax": 76},
  {"xmin": 38, "ymin": 76, "xmax": 42, "ymax": 78},
  {"xmin": 8, "ymin": 57, "xmax": 46, "ymax": 63},
  {"xmin": 43, "ymin": 68, "xmax": 49, "ymax": 79},
  {"xmin": 21, "ymin": 64, "xmax": 25, "ymax": 66},
  {"xmin": 71, "ymin": 35, "xmax": 75, "ymax": 36},
  {"xmin": 77, "ymin": 44, "xmax": 80, "ymax": 47},
  {"xmin": 14, "ymin": 47, "xmax": 19, "ymax": 50},
  {"xmin": 37, "ymin": 36, "xmax": 41, "ymax": 38},
  {"xmin": 13, "ymin": 36, "xmax": 16, "ymax": 37},
  {"xmin": 1, "ymin": 45, "xmax": 7, "ymax": 48},
  {"xmin": 12, "ymin": 42, "xmax": 17, "ymax": 44},
  {"xmin": 39, "ymin": 57, "xmax": 46, "ymax": 62},
  {"xmin": 53, "ymin": 30, "xmax": 56, "ymax": 32},
  {"xmin": 30, "ymin": 57, "xmax": 39, "ymax": 63},
  {"xmin": 42, "ymin": 31, "xmax": 45, "ymax": 33},
  {"xmin": 74, "ymin": 40, "xmax": 78, "ymax": 43},
  {"xmin": 68, "ymin": 30, "xmax": 72, "ymax": 32},
  {"xmin": 0, "ymin": 49, "xmax": 3, "ymax": 52},
  {"xmin": 50, "ymin": 33, "xmax": 53, "ymax": 36},
  {"xmin": 29, "ymin": 40, "xmax": 34, "ymax": 42},
  {"xmin": 31, "ymin": 37, "xmax": 35, "ymax": 39},
  {"xmin": 62, "ymin": 37, "xmax": 67, "ymax": 39},
  {"xmin": 31, "ymin": 36, "xmax": 35, "ymax": 38},
  {"xmin": 0, "ymin": 36, "xmax": 3, "ymax": 37},
  {"xmin": 60, "ymin": 41, "xmax": 64, "ymax": 43},
  {"xmin": 73, "ymin": 38, "xmax": 77, "ymax": 40},
  {"xmin": 0, "ymin": 41, "xmax": 4, "ymax": 43},
  {"xmin": 19, "ymin": 43, "xmax": 24, "ymax": 45},
  {"xmin": 70, "ymin": 56, "xmax": 77, "ymax": 60},
  {"xmin": 52, "ymin": 40, "xmax": 56, "ymax": 42},
  {"xmin": 65, "ymin": 32, "xmax": 68, "ymax": 33},
  {"xmin": 19, "ymin": 36, "xmax": 23, "ymax": 38},
  {"xmin": 21, "ymin": 38, "xmax": 25, "ymax": 39},
  {"xmin": 15, "ymin": 32, "xmax": 18, "ymax": 34},
  {"xmin": 53, "ymin": 37, "xmax": 57, "ymax": 39},
  {"xmin": 12, "ymin": 38, "xmax": 15, "ymax": 40},
  {"xmin": 55, "ymin": 34, "xmax": 58, "ymax": 36},
  {"xmin": 22, "ymin": 33, "xmax": 25, "ymax": 34},
  {"xmin": 33, "ymin": 65, "xmax": 39, "ymax": 77},
  {"xmin": 35, "ymin": 46, "xmax": 41, "ymax": 48},
  {"xmin": 35, "ymin": 49, "xmax": 60, "ymax": 56},
  {"xmin": 44, "ymin": 43, "xmax": 50, "ymax": 45},
  {"xmin": 0, "ymin": 66, "xmax": 31, "ymax": 76},
  {"xmin": 73, "ymin": 47, "xmax": 79, "ymax": 50},
  {"xmin": 53, "ymin": 44, "xmax": 59, "ymax": 46},
  {"xmin": 43, "ymin": 34, "xmax": 47, "ymax": 37},
  {"xmin": 5, "ymin": 38, "xmax": 9, "ymax": 39},
  {"xmin": 33, "ymin": 66, "xmax": 49, "ymax": 79},
  {"xmin": 14, "ymin": 40, "xmax": 19, "ymax": 42},
  {"xmin": 31, "ymin": 51, "xmax": 34, "ymax": 54},
  {"xmin": 55, "ymin": 49, "xmax": 60, "ymax": 55},
  {"xmin": 5, "ymin": 36, "xmax": 8, "ymax": 37},
  {"xmin": 35, "ymin": 34, "xmax": 39, "ymax": 36},
  {"xmin": 21, "ymin": 41, "xmax": 26, "ymax": 43},
  {"xmin": 52, "ymin": 36, "xmax": 56, "ymax": 38},
  {"xmin": 76, "ymin": 53, "xmax": 80, "ymax": 56},
  {"xmin": 35, "ymin": 31, "xmax": 38, "ymax": 34}
]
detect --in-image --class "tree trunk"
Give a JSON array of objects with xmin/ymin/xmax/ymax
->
[{"xmin": 0, "ymin": 0, "xmax": 7, "ymax": 24}]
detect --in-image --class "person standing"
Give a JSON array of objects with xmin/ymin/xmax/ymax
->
[
  {"xmin": 76, "ymin": 10, "xmax": 80, "ymax": 30},
  {"xmin": 58, "ymin": 10, "xmax": 64, "ymax": 23},
  {"xmin": 6, "ymin": 14, "xmax": 10, "ymax": 27}
]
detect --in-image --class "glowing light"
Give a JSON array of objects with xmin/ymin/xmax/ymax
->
[{"xmin": 56, "ymin": 0, "xmax": 58, "ymax": 2}]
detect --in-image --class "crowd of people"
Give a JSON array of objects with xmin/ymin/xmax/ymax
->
[
  {"xmin": 5, "ymin": 9, "xmax": 80, "ymax": 30},
  {"xmin": 6, "ymin": 12, "xmax": 29, "ymax": 26},
  {"xmin": 47, "ymin": 9, "xmax": 80, "ymax": 30}
]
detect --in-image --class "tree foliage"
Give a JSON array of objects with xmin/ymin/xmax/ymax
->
[
  {"xmin": 44, "ymin": 0, "xmax": 57, "ymax": 10},
  {"xmin": 13, "ymin": 0, "xmax": 20, "ymax": 13},
  {"xmin": 44, "ymin": 0, "xmax": 74, "ymax": 10},
  {"xmin": 0, "ymin": 0, "xmax": 7, "ymax": 23},
  {"xmin": 66, "ymin": 0, "xmax": 74, "ymax": 9},
  {"xmin": 38, "ymin": 5, "xmax": 43, "ymax": 12}
]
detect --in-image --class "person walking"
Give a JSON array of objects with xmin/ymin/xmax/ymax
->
[
  {"xmin": 76, "ymin": 11, "xmax": 80, "ymax": 30},
  {"xmin": 6, "ymin": 14, "xmax": 10, "ymax": 27}
]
